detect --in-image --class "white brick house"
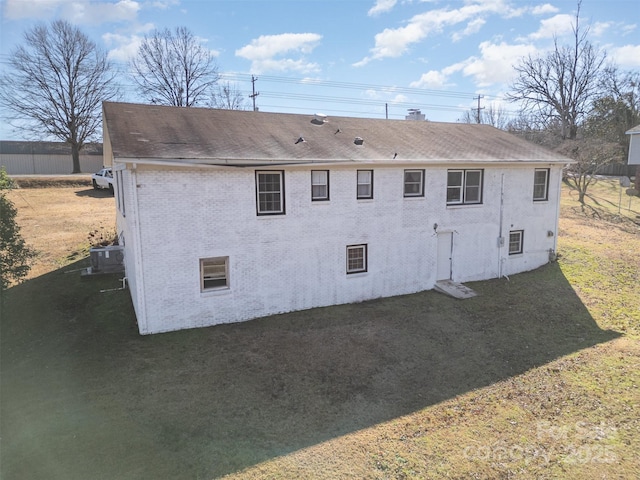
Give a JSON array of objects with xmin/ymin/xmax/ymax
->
[{"xmin": 102, "ymin": 102, "xmax": 570, "ymax": 335}]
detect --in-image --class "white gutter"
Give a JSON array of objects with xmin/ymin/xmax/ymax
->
[{"xmin": 114, "ymin": 157, "xmax": 573, "ymax": 169}]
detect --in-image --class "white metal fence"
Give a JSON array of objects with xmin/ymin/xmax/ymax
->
[{"xmin": 0, "ymin": 141, "xmax": 103, "ymax": 175}]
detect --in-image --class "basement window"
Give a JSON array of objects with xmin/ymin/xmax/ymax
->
[
  {"xmin": 200, "ymin": 257, "xmax": 229, "ymax": 291},
  {"xmin": 508, "ymin": 231, "xmax": 524, "ymax": 255},
  {"xmin": 346, "ymin": 244, "xmax": 368, "ymax": 274}
]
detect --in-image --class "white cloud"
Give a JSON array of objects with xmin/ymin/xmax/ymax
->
[
  {"xmin": 390, "ymin": 93, "xmax": 409, "ymax": 104},
  {"xmin": 105, "ymin": 24, "xmax": 221, "ymax": 62},
  {"xmin": 368, "ymin": 0, "xmax": 398, "ymax": 17},
  {"xmin": 235, "ymin": 33, "xmax": 322, "ymax": 74},
  {"xmin": 410, "ymin": 70, "xmax": 451, "ymax": 89},
  {"xmin": 104, "ymin": 32, "xmax": 144, "ymax": 62},
  {"xmin": 149, "ymin": 0, "xmax": 179, "ymax": 9},
  {"xmin": 531, "ymin": 4, "xmax": 559, "ymax": 15},
  {"xmin": 527, "ymin": 13, "xmax": 574, "ymax": 40},
  {"xmin": 3, "ymin": 0, "xmax": 61, "ymax": 19},
  {"xmin": 3, "ymin": 0, "xmax": 140, "ymax": 24},
  {"xmin": 410, "ymin": 61, "xmax": 466, "ymax": 88},
  {"xmin": 452, "ymin": 18, "xmax": 486, "ymax": 42},
  {"xmin": 412, "ymin": 41, "xmax": 537, "ymax": 90},
  {"xmin": 590, "ymin": 21, "xmax": 613, "ymax": 37},
  {"xmin": 611, "ymin": 44, "xmax": 640, "ymax": 68},
  {"xmin": 461, "ymin": 41, "xmax": 537, "ymax": 87},
  {"xmin": 354, "ymin": 0, "xmax": 519, "ymax": 66}
]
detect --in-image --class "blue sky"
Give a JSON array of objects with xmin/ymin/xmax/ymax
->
[{"xmin": 0, "ymin": 0, "xmax": 639, "ymax": 139}]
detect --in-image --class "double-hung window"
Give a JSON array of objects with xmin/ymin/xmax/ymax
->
[
  {"xmin": 508, "ymin": 231, "xmax": 524, "ymax": 255},
  {"xmin": 346, "ymin": 244, "xmax": 367, "ymax": 274},
  {"xmin": 533, "ymin": 168, "xmax": 550, "ymax": 201},
  {"xmin": 256, "ymin": 171, "xmax": 285, "ymax": 215},
  {"xmin": 311, "ymin": 170, "xmax": 329, "ymax": 201},
  {"xmin": 404, "ymin": 169, "xmax": 425, "ymax": 197},
  {"xmin": 200, "ymin": 257, "xmax": 229, "ymax": 291},
  {"xmin": 447, "ymin": 169, "xmax": 483, "ymax": 205},
  {"xmin": 357, "ymin": 170, "xmax": 373, "ymax": 199}
]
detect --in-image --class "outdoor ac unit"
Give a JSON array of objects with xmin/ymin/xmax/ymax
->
[{"xmin": 89, "ymin": 246, "xmax": 124, "ymax": 273}]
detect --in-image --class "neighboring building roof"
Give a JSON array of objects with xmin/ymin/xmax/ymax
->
[
  {"xmin": 625, "ymin": 125, "xmax": 640, "ymax": 134},
  {"xmin": 0, "ymin": 141, "xmax": 103, "ymax": 156},
  {"xmin": 103, "ymin": 101, "xmax": 571, "ymax": 166}
]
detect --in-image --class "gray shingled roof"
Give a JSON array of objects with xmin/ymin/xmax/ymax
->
[
  {"xmin": 626, "ymin": 125, "xmax": 640, "ymax": 134},
  {"xmin": 103, "ymin": 101, "xmax": 570, "ymax": 166}
]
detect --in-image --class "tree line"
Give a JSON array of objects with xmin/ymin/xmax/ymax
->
[
  {"xmin": 460, "ymin": 2, "xmax": 639, "ymax": 200},
  {"xmin": 1, "ymin": 3, "xmax": 638, "ymax": 202},
  {"xmin": 0, "ymin": 22, "xmax": 248, "ymax": 173}
]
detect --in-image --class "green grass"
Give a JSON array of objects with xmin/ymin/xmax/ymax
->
[{"xmin": 1, "ymin": 179, "xmax": 639, "ymax": 479}]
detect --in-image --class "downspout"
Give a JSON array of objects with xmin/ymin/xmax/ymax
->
[
  {"xmin": 552, "ymin": 167, "xmax": 563, "ymax": 258},
  {"xmin": 130, "ymin": 165, "xmax": 149, "ymax": 334},
  {"xmin": 498, "ymin": 173, "xmax": 505, "ymax": 279}
]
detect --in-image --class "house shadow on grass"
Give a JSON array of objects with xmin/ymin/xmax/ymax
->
[
  {"xmin": 74, "ymin": 187, "xmax": 114, "ymax": 198},
  {"xmin": 1, "ymin": 260, "xmax": 620, "ymax": 480}
]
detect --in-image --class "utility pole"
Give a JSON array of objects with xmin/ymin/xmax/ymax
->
[
  {"xmin": 250, "ymin": 75, "xmax": 259, "ymax": 111},
  {"xmin": 474, "ymin": 95, "xmax": 484, "ymax": 124}
]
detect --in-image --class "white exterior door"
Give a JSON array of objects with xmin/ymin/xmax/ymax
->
[{"xmin": 436, "ymin": 232, "xmax": 453, "ymax": 280}]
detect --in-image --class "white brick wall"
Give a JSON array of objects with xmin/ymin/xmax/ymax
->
[{"xmin": 116, "ymin": 162, "xmax": 562, "ymax": 334}]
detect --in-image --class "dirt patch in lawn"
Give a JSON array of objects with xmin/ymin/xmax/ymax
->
[{"xmin": 11, "ymin": 175, "xmax": 93, "ymax": 189}]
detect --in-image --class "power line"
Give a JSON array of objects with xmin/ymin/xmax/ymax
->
[{"xmin": 0, "ymin": 56, "xmax": 522, "ymax": 120}]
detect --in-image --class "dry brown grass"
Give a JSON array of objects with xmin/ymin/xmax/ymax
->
[{"xmin": 6, "ymin": 184, "xmax": 115, "ymax": 278}]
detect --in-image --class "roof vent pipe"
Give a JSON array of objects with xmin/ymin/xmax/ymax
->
[
  {"xmin": 311, "ymin": 113, "xmax": 328, "ymax": 125},
  {"xmin": 354, "ymin": 137, "xmax": 364, "ymax": 145}
]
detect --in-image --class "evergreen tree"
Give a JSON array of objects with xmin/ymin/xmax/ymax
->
[{"xmin": 0, "ymin": 168, "xmax": 37, "ymax": 312}]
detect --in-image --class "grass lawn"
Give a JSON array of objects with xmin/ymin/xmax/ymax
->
[{"xmin": 1, "ymin": 178, "xmax": 638, "ymax": 479}]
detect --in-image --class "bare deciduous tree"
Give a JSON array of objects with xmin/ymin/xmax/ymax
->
[
  {"xmin": 131, "ymin": 26, "xmax": 220, "ymax": 107},
  {"xmin": 588, "ymin": 67, "xmax": 640, "ymax": 157},
  {"xmin": 0, "ymin": 20, "xmax": 119, "ymax": 173},
  {"xmin": 507, "ymin": 1, "xmax": 606, "ymax": 140},
  {"xmin": 210, "ymin": 82, "xmax": 250, "ymax": 110},
  {"xmin": 559, "ymin": 138, "xmax": 624, "ymax": 203},
  {"xmin": 460, "ymin": 102, "xmax": 509, "ymax": 129}
]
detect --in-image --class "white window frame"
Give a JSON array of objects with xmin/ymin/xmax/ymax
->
[
  {"xmin": 533, "ymin": 168, "xmax": 550, "ymax": 201},
  {"xmin": 508, "ymin": 230, "xmax": 524, "ymax": 255},
  {"xmin": 200, "ymin": 257, "xmax": 229, "ymax": 291},
  {"xmin": 346, "ymin": 244, "xmax": 367, "ymax": 274},
  {"xmin": 446, "ymin": 169, "xmax": 483, "ymax": 205},
  {"xmin": 404, "ymin": 169, "xmax": 425, "ymax": 197},
  {"xmin": 256, "ymin": 170, "xmax": 285, "ymax": 215},
  {"xmin": 357, "ymin": 170, "xmax": 373, "ymax": 199},
  {"xmin": 311, "ymin": 170, "xmax": 329, "ymax": 201}
]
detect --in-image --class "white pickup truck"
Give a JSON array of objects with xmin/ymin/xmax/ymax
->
[{"xmin": 91, "ymin": 167, "xmax": 114, "ymax": 193}]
